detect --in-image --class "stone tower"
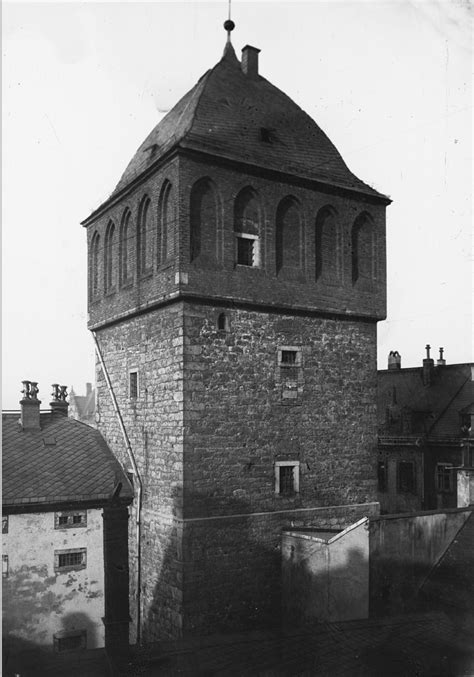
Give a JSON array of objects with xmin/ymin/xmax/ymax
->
[{"xmin": 82, "ymin": 37, "xmax": 390, "ymax": 641}]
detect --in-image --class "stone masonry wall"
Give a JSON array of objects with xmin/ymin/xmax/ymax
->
[
  {"xmin": 95, "ymin": 302, "xmax": 184, "ymax": 641},
  {"xmin": 183, "ymin": 302, "xmax": 379, "ymax": 518}
]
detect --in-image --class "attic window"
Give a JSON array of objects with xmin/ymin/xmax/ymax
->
[
  {"xmin": 55, "ymin": 548, "xmax": 87, "ymax": 572},
  {"xmin": 55, "ymin": 510, "xmax": 87, "ymax": 529},
  {"xmin": 260, "ymin": 127, "xmax": 277, "ymax": 143}
]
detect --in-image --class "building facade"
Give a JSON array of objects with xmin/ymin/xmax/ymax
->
[
  {"xmin": 377, "ymin": 348, "xmax": 474, "ymax": 513},
  {"xmin": 82, "ymin": 39, "xmax": 390, "ymax": 640},
  {"xmin": 2, "ymin": 382, "xmax": 132, "ymax": 665}
]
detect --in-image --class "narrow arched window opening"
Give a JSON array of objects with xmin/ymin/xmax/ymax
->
[
  {"xmin": 138, "ymin": 196, "xmax": 153, "ymax": 276},
  {"xmin": 158, "ymin": 181, "xmax": 174, "ymax": 265},
  {"xmin": 190, "ymin": 178, "xmax": 218, "ymax": 264},
  {"xmin": 352, "ymin": 212, "xmax": 376, "ymax": 284},
  {"xmin": 234, "ymin": 187, "xmax": 261, "ymax": 267},
  {"xmin": 217, "ymin": 312, "xmax": 227, "ymax": 331},
  {"xmin": 90, "ymin": 232, "xmax": 100, "ymax": 299},
  {"xmin": 315, "ymin": 205, "xmax": 341, "ymax": 284},
  {"xmin": 104, "ymin": 221, "xmax": 116, "ymax": 293},
  {"xmin": 276, "ymin": 197, "xmax": 302, "ymax": 275},
  {"xmin": 120, "ymin": 209, "xmax": 131, "ymax": 285}
]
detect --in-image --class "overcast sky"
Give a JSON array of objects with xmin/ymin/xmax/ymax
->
[{"xmin": 2, "ymin": 1, "xmax": 472, "ymax": 409}]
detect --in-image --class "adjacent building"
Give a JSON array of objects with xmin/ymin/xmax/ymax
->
[
  {"xmin": 82, "ymin": 29, "xmax": 390, "ymax": 641},
  {"xmin": 2, "ymin": 381, "xmax": 133, "ymax": 666},
  {"xmin": 69, "ymin": 382, "xmax": 96, "ymax": 428},
  {"xmin": 377, "ymin": 347, "xmax": 474, "ymax": 513}
]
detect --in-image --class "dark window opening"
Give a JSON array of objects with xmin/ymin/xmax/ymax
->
[
  {"xmin": 72, "ymin": 514, "xmax": 83, "ymax": 525},
  {"xmin": 237, "ymin": 237, "xmax": 254, "ymax": 266},
  {"xmin": 217, "ymin": 313, "xmax": 227, "ymax": 331},
  {"xmin": 58, "ymin": 516, "xmax": 69, "ymax": 526},
  {"xmin": 3, "ymin": 555, "xmax": 8, "ymax": 578},
  {"xmin": 378, "ymin": 461, "xmax": 387, "ymax": 492},
  {"xmin": 129, "ymin": 371, "xmax": 138, "ymax": 399},
  {"xmin": 281, "ymin": 350, "xmax": 297, "ymax": 365},
  {"xmin": 260, "ymin": 127, "xmax": 277, "ymax": 143},
  {"xmin": 398, "ymin": 461, "xmax": 416, "ymax": 494},
  {"xmin": 461, "ymin": 413, "xmax": 472, "ymax": 435},
  {"xmin": 2, "ymin": 515, "xmax": 8, "ymax": 534},
  {"xmin": 55, "ymin": 511, "xmax": 86, "ymax": 529},
  {"xmin": 436, "ymin": 464, "xmax": 454, "ymax": 493},
  {"xmin": 279, "ymin": 466, "xmax": 295, "ymax": 496}
]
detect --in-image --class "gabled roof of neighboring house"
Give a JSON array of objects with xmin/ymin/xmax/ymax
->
[
  {"xmin": 2, "ymin": 412, "xmax": 133, "ymax": 509},
  {"xmin": 69, "ymin": 385, "xmax": 95, "ymax": 421},
  {"xmin": 84, "ymin": 43, "xmax": 389, "ymax": 222},
  {"xmin": 377, "ymin": 362, "xmax": 474, "ymax": 438}
]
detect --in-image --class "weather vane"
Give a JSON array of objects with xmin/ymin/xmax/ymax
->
[{"xmin": 224, "ymin": 0, "xmax": 235, "ymax": 42}]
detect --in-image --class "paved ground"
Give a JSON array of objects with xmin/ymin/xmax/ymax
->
[{"xmin": 4, "ymin": 612, "xmax": 473, "ymax": 676}]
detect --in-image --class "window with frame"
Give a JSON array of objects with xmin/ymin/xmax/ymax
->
[
  {"xmin": 275, "ymin": 461, "xmax": 300, "ymax": 496},
  {"xmin": 397, "ymin": 461, "xmax": 416, "ymax": 494},
  {"xmin": 2, "ymin": 555, "xmax": 8, "ymax": 578},
  {"xmin": 54, "ymin": 510, "xmax": 87, "ymax": 529},
  {"xmin": 129, "ymin": 370, "xmax": 138, "ymax": 399},
  {"xmin": 2, "ymin": 515, "xmax": 8, "ymax": 534},
  {"xmin": 54, "ymin": 630, "xmax": 87, "ymax": 653},
  {"xmin": 234, "ymin": 188, "xmax": 260, "ymax": 268},
  {"xmin": 436, "ymin": 463, "xmax": 454, "ymax": 493},
  {"xmin": 54, "ymin": 548, "xmax": 87, "ymax": 572},
  {"xmin": 278, "ymin": 348, "xmax": 301, "ymax": 381},
  {"xmin": 236, "ymin": 234, "xmax": 259, "ymax": 267}
]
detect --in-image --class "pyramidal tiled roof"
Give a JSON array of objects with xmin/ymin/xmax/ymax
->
[
  {"xmin": 110, "ymin": 44, "xmax": 387, "ymax": 201},
  {"xmin": 2, "ymin": 413, "xmax": 133, "ymax": 508}
]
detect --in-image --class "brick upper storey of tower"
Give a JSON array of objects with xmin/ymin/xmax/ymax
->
[{"xmin": 110, "ymin": 43, "xmax": 386, "ymax": 203}]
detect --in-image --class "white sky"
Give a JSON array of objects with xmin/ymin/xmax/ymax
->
[{"xmin": 2, "ymin": 1, "xmax": 473, "ymax": 409}]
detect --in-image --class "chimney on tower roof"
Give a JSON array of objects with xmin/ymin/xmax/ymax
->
[
  {"xmin": 423, "ymin": 344, "xmax": 435, "ymax": 386},
  {"xmin": 241, "ymin": 45, "xmax": 260, "ymax": 79},
  {"xmin": 388, "ymin": 351, "xmax": 401, "ymax": 370},
  {"xmin": 436, "ymin": 347, "xmax": 446, "ymax": 367}
]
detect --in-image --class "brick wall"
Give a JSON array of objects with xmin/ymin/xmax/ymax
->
[{"xmin": 87, "ymin": 153, "xmax": 386, "ymax": 329}]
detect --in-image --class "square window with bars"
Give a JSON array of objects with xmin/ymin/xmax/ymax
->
[
  {"xmin": 55, "ymin": 511, "xmax": 87, "ymax": 529},
  {"xmin": 279, "ymin": 349, "xmax": 300, "ymax": 382},
  {"xmin": 275, "ymin": 461, "xmax": 300, "ymax": 496},
  {"xmin": 55, "ymin": 548, "xmax": 86, "ymax": 572}
]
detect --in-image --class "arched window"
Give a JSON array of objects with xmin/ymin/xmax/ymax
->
[
  {"xmin": 137, "ymin": 196, "xmax": 153, "ymax": 276},
  {"xmin": 158, "ymin": 181, "xmax": 174, "ymax": 265},
  {"xmin": 234, "ymin": 187, "xmax": 261, "ymax": 267},
  {"xmin": 275, "ymin": 197, "xmax": 302, "ymax": 274},
  {"xmin": 315, "ymin": 205, "xmax": 342, "ymax": 283},
  {"xmin": 119, "ymin": 209, "xmax": 132, "ymax": 285},
  {"xmin": 104, "ymin": 221, "xmax": 116, "ymax": 293},
  {"xmin": 189, "ymin": 178, "xmax": 218, "ymax": 263},
  {"xmin": 90, "ymin": 232, "xmax": 100, "ymax": 299},
  {"xmin": 352, "ymin": 212, "xmax": 376, "ymax": 284}
]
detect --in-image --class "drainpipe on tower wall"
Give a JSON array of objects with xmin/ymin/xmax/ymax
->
[{"xmin": 92, "ymin": 331, "xmax": 143, "ymax": 646}]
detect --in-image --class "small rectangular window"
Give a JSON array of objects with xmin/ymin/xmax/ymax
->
[
  {"xmin": 436, "ymin": 463, "xmax": 454, "ymax": 493},
  {"xmin": 54, "ymin": 548, "xmax": 87, "ymax": 572},
  {"xmin": 398, "ymin": 461, "xmax": 416, "ymax": 494},
  {"xmin": 129, "ymin": 370, "xmax": 138, "ymax": 399},
  {"xmin": 54, "ymin": 630, "xmax": 87, "ymax": 653},
  {"xmin": 237, "ymin": 237, "xmax": 254, "ymax": 266},
  {"xmin": 275, "ymin": 461, "xmax": 300, "ymax": 496},
  {"xmin": 378, "ymin": 461, "xmax": 387, "ymax": 492},
  {"xmin": 2, "ymin": 555, "xmax": 8, "ymax": 578},
  {"xmin": 2, "ymin": 515, "xmax": 8, "ymax": 534},
  {"xmin": 55, "ymin": 511, "xmax": 87, "ymax": 529}
]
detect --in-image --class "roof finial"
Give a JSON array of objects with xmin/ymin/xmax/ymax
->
[{"xmin": 223, "ymin": 0, "xmax": 235, "ymax": 43}]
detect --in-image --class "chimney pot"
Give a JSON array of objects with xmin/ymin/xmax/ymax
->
[
  {"xmin": 388, "ymin": 351, "xmax": 401, "ymax": 370},
  {"xmin": 437, "ymin": 347, "xmax": 446, "ymax": 367},
  {"xmin": 422, "ymin": 346, "xmax": 435, "ymax": 386},
  {"xmin": 50, "ymin": 383, "xmax": 69, "ymax": 416},
  {"xmin": 20, "ymin": 380, "xmax": 42, "ymax": 430},
  {"xmin": 86, "ymin": 382, "xmax": 92, "ymax": 395},
  {"xmin": 241, "ymin": 45, "xmax": 260, "ymax": 79}
]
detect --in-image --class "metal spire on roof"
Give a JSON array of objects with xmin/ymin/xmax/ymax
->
[{"xmin": 223, "ymin": 0, "xmax": 235, "ymax": 43}]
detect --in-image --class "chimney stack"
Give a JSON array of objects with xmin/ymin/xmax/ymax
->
[
  {"xmin": 436, "ymin": 347, "xmax": 446, "ymax": 367},
  {"xmin": 241, "ymin": 45, "xmax": 260, "ymax": 79},
  {"xmin": 86, "ymin": 382, "xmax": 92, "ymax": 396},
  {"xmin": 20, "ymin": 380, "xmax": 41, "ymax": 431},
  {"xmin": 422, "ymin": 344, "xmax": 435, "ymax": 386},
  {"xmin": 50, "ymin": 384, "xmax": 69, "ymax": 416},
  {"xmin": 388, "ymin": 351, "xmax": 401, "ymax": 370}
]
